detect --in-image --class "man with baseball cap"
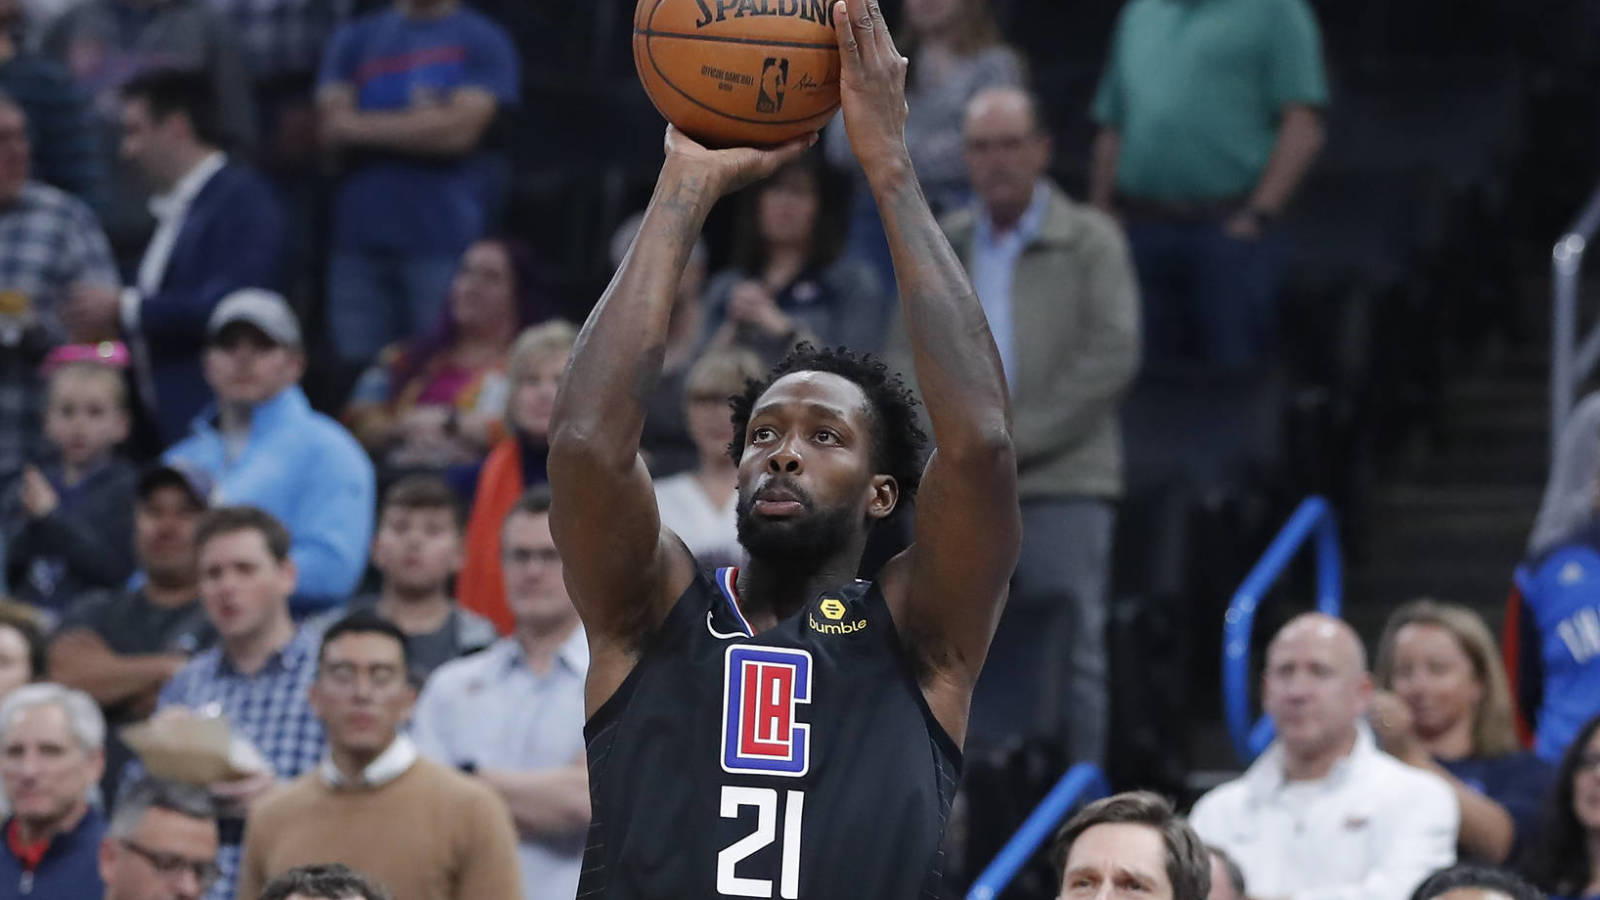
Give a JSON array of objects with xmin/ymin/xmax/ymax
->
[
  {"xmin": 163, "ymin": 289, "xmax": 374, "ymax": 611},
  {"xmin": 48, "ymin": 459, "xmax": 217, "ymax": 803}
]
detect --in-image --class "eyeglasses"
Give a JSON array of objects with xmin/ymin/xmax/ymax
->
[
  {"xmin": 502, "ymin": 546, "xmax": 561, "ymax": 566},
  {"xmin": 120, "ymin": 839, "xmax": 220, "ymax": 887}
]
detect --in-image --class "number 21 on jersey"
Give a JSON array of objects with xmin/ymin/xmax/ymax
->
[{"xmin": 719, "ymin": 787, "xmax": 804, "ymax": 899}]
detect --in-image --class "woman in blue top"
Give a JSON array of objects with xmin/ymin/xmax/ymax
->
[
  {"xmin": 1371, "ymin": 600, "xmax": 1556, "ymax": 864},
  {"xmin": 1525, "ymin": 712, "xmax": 1600, "ymax": 900}
]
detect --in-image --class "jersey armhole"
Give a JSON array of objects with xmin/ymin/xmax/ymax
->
[
  {"xmin": 865, "ymin": 583, "xmax": 965, "ymax": 772},
  {"xmin": 583, "ymin": 565, "xmax": 717, "ymax": 737}
]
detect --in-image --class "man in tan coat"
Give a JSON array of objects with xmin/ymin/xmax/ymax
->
[
  {"xmin": 236, "ymin": 612, "xmax": 521, "ymax": 900},
  {"xmin": 892, "ymin": 86, "xmax": 1141, "ymax": 767}
]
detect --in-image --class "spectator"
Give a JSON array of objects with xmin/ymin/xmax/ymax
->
[
  {"xmin": 457, "ymin": 320, "xmax": 573, "ymax": 634},
  {"xmin": 611, "ymin": 211, "xmax": 710, "ymax": 478},
  {"xmin": 200, "ymin": 0, "xmax": 345, "ymax": 160},
  {"xmin": 1190, "ymin": 613, "xmax": 1459, "ymax": 899},
  {"xmin": 0, "ymin": 603, "xmax": 42, "ymax": 699},
  {"xmin": 651, "ymin": 347, "xmax": 763, "ymax": 569},
  {"xmin": 900, "ymin": 87, "xmax": 1138, "ymax": 766},
  {"xmin": 824, "ymin": 0, "xmax": 1022, "ymax": 289},
  {"xmin": 49, "ymin": 461, "xmax": 213, "ymax": 803},
  {"xmin": 0, "ymin": 683, "xmax": 107, "ymax": 897},
  {"xmin": 1049, "ymin": 791, "xmax": 1209, "ymax": 900},
  {"xmin": 413, "ymin": 487, "xmax": 588, "ymax": 900},
  {"xmin": 165, "ymin": 291, "xmax": 375, "ymax": 610},
  {"xmin": 317, "ymin": 475, "xmax": 494, "ymax": 680},
  {"xmin": 3, "ymin": 358, "xmax": 136, "ymax": 615},
  {"xmin": 0, "ymin": 0, "xmax": 106, "ymax": 209},
  {"xmin": 703, "ymin": 153, "xmax": 889, "ymax": 363},
  {"xmin": 1371, "ymin": 600, "xmax": 1554, "ymax": 863},
  {"xmin": 62, "ymin": 68, "xmax": 286, "ymax": 446},
  {"xmin": 99, "ymin": 776, "xmax": 220, "ymax": 900},
  {"xmin": 238, "ymin": 613, "xmax": 523, "ymax": 900},
  {"xmin": 316, "ymin": 0, "xmax": 519, "ymax": 370},
  {"xmin": 342, "ymin": 237, "xmax": 550, "ymax": 475},
  {"xmin": 1207, "ymin": 845, "xmax": 1246, "ymax": 900},
  {"xmin": 1410, "ymin": 864, "xmax": 1543, "ymax": 900},
  {"xmin": 1524, "ymin": 712, "xmax": 1600, "ymax": 900},
  {"xmin": 1089, "ymin": 0, "xmax": 1327, "ymax": 367},
  {"xmin": 150, "ymin": 506, "xmax": 325, "ymax": 900},
  {"xmin": 260, "ymin": 862, "xmax": 392, "ymax": 900},
  {"xmin": 0, "ymin": 88, "xmax": 117, "ymax": 484}
]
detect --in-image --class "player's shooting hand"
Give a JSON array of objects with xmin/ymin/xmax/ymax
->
[
  {"xmin": 833, "ymin": 0, "xmax": 911, "ymax": 187},
  {"xmin": 662, "ymin": 126, "xmax": 817, "ymax": 201}
]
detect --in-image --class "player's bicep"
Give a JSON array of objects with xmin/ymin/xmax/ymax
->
[{"xmin": 549, "ymin": 449, "xmax": 692, "ymax": 643}]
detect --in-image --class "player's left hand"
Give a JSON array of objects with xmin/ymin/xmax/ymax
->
[
  {"xmin": 663, "ymin": 126, "xmax": 816, "ymax": 201},
  {"xmin": 833, "ymin": 0, "xmax": 911, "ymax": 186}
]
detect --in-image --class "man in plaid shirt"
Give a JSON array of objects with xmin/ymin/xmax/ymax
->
[
  {"xmin": 0, "ymin": 87, "xmax": 116, "ymax": 484},
  {"xmin": 145, "ymin": 506, "xmax": 326, "ymax": 900}
]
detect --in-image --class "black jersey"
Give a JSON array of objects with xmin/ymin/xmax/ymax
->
[{"xmin": 578, "ymin": 566, "xmax": 962, "ymax": 900}]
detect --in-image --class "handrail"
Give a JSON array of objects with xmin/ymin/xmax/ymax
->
[
  {"xmin": 1551, "ymin": 182, "xmax": 1600, "ymax": 461},
  {"xmin": 1223, "ymin": 496, "xmax": 1343, "ymax": 763},
  {"xmin": 965, "ymin": 763, "xmax": 1110, "ymax": 900}
]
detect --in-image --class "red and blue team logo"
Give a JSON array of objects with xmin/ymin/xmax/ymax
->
[{"xmin": 721, "ymin": 646, "xmax": 812, "ymax": 777}]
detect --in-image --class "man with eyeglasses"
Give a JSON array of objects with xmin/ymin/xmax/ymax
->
[
  {"xmin": 411, "ymin": 485, "xmax": 590, "ymax": 900},
  {"xmin": 236, "ymin": 611, "xmax": 521, "ymax": 900},
  {"xmin": 100, "ymin": 776, "xmax": 220, "ymax": 900}
]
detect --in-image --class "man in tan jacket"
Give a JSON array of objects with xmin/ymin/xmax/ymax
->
[{"xmin": 893, "ymin": 86, "xmax": 1141, "ymax": 766}]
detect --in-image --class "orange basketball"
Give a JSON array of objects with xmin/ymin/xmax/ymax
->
[{"xmin": 633, "ymin": 0, "xmax": 841, "ymax": 148}]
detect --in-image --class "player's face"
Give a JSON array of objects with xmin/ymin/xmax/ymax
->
[
  {"xmin": 372, "ymin": 505, "xmax": 461, "ymax": 594},
  {"xmin": 1262, "ymin": 620, "xmax": 1369, "ymax": 759},
  {"xmin": 0, "ymin": 703, "xmax": 101, "ymax": 831},
  {"xmin": 1430, "ymin": 891, "xmax": 1516, "ymax": 900},
  {"xmin": 203, "ymin": 325, "xmax": 303, "ymax": 407},
  {"xmin": 735, "ymin": 372, "xmax": 892, "ymax": 566},
  {"xmin": 99, "ymin": 807, "xmax": 220, "ymax": 900},
  {"xmin": 136, "ymin": 485, "xmax": 203, "ymax": 586},
  {"xmin": 311, "ymin": 632, "xmax": 414, "ymax": 758},
  {"xmin": 197, "ymin": 530, "xmax": 294, "ymax": 643},
  {"xmin": 501, "ymin": 511, "xmax": 575, "ymax": 630},
  {"xmin": 1388, "ymin": 623, "xmax": 1482, "ymax": 743},
  {"xmin": 1057, "ymin": 823, "xmax": 1173, "ymax": 899},
  {"xmin": 1573, "ymin": 726, "xmax": 1600, "ymax": 830}
]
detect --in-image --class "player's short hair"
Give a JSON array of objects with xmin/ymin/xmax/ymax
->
[
  {"xmin": 1050, "ymin": 792, "xmax": 1209, "ymax": 900},
  {"xmin": 728, "ymin": 343, "xmax": 927, "ymax": 505},
  {"xmin": 1409, "ymin": 863, "xmax": 1543, "ymax": 900},
  {"xmin": 120, "ymin": 67, "xmax": 223, "ymax": 148},
  {"xmin": 258, "ymin": 863, "xmax": 392, "ymax": 900},
  {"xmin": 195, "ymin": 506, "xmax": 291, "ymax": 562},
  {"xmin": 380, "ymin": 475, "xmax": 462, "ymax": 531},
  {"xmin": 109, "ymin": 776, "xmax": 216, "ymax": 838}
]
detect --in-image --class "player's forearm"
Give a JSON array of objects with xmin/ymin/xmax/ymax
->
[
  {"xmin": 552, "ymin": 160, "xmax": 717, "ymax": 468},
  {"xmin": 870, "ymin": 165, "xmax": 1013, "ymax": 453},
  {"xmin": 1247, "ymin": 106, "xmax": 1324, "ymax": 215},
  {"xmin": 478, "ymin": 766, "xmax": 591, "ymax": 837}
]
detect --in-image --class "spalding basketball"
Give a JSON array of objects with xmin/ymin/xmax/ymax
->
[{"xmin": 633, "ymin": 0, "xmax": 841, "ymax": 148}]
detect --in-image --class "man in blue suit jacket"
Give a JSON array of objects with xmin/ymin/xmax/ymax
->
[{"xmin": 62, "ymin": 68, "xmax": 286, "ymax": 446}]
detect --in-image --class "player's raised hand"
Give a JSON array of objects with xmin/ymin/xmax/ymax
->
[
  {"xmin": 662, "ymin": 125, "xmax": 816, "ymax": 199},
  {"xmin": 833, "ymin": 0, "xmax": 911, "ymax": 185}
]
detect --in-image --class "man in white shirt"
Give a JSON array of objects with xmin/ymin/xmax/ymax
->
[
  {"xmin": 1190, "ymin": 613, "xmax": 1459, "ymax": 900},
  {"xmin": 61, "ymin": 67, "xmax": 285, "ymax": 445}
]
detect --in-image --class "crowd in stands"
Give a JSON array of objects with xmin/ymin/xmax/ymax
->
[{"xmin": 0, "ymin": 0, "xmax": 1588, "ymax": 897}]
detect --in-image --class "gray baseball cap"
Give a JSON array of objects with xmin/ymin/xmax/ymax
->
[{"xmin": 206, "ymin": 289, "xmax": 302, "ymax": 348}]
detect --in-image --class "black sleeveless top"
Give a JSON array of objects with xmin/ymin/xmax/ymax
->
[{"xmin": 578, "ymin": 566, "xmax": 962, "ymax": 900}]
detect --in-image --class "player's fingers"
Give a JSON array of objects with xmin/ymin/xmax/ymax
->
[
  {"xmin": 842, "ymin": 0, "xmax": 879, "ymax": 67},
  {"xmin": 832, "ymin": 1, "xmax": 861, "ymax": 71}
]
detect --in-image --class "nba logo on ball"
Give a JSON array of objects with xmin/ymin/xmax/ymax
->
[
  {"xmin": 757, "ymin": 58, "xmax": 788, "ymax": 113},
  {"xmin": 721, "ymin": 646, "xmax": 812, "ymax": 777}
]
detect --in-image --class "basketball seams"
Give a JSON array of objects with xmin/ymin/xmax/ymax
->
[
  {"xmin": 643, "ymin": 32, "xmax": 839, "ymax": 130},
  {"xmin": 635, "ymin": 29, "xmax": 840, "ymax": 51}
]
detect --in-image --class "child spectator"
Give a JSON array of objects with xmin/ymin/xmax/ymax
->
[
  {"xmin": 316, "ymin": 475, "xmax": 494, "ymax": 680},
  {"xmin": 3, "ymin": 350, "xmax": 135, "ymax": 617}
]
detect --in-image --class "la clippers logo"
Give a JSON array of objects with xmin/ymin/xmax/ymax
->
[{"xmin": 721, "ymin": 646, "xmax": 812, "ymax": 777}]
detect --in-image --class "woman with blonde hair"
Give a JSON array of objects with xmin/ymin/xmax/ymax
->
[
  {"xmin": 1371, "ymin": 599, "xmax": 1555, "ymax": 863},
  {"xmin": 456, "ymin": 320, "xmax": 577, "ymax": 633}
]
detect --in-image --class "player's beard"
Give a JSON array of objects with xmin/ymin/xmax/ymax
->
[{"xmin": 735, "ymin": 483, "xmax": 856, "ymax": 572}]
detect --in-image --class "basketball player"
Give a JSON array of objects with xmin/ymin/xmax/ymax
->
[{"xmin": 549, "ymin": 0, "xmax": 1021, "ymax": 896}]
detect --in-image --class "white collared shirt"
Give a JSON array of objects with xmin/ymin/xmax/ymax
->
[
  {"xmin": 318, "ymin": 734, "xmax": 419, "ymax": 790},
  {"xmin": 121, "ymin": 151, "xmax": 228, "ymax": 331},
  {"xmin": 1189, "ymin": 726, "xmax": 1459, "ymax": 900}
]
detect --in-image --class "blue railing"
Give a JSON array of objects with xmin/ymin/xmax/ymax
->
[
  {"xmin": 1223, "ymin": 495, "xmax": 1343, "ymax": 763},
  {"xmin": 965, "ymin": 763, "xmax": 1110, "ymax": 900}
]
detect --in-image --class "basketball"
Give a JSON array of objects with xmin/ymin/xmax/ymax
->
[{"xmin": 633, "ymin": 0, "xmax": 842, "ymax": 148}]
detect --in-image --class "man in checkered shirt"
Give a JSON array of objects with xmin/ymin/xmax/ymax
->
[
  {"xmin": 140, "ymin": 505, "xmax": 326, "ymax": 900},
  {"xmin": 0, "ymin": 86, "xmax": 116, "ymax": 485}
]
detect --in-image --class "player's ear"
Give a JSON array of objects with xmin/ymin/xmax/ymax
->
[{"xmin": 866, "ymin": 475, "xmax": 897, "ymax": 521}]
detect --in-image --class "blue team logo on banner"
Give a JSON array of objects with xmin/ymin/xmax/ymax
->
[{"xmin": 721, "ymin": 646, "xmax": 812, "ymax": 777}]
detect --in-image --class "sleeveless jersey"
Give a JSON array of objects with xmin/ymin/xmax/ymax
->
[
  {"xmin": 578, "ymin": 566, "xmax": 962, "ymax": 900},
  {"xmin": 1514, "ymin": 531, "xmax": 1600, "ymax": 761}
]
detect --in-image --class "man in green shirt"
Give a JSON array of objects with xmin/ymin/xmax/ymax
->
[{"xmin": 1089, "ymin": 0, "xmax": 1328, "ymax": 367}]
